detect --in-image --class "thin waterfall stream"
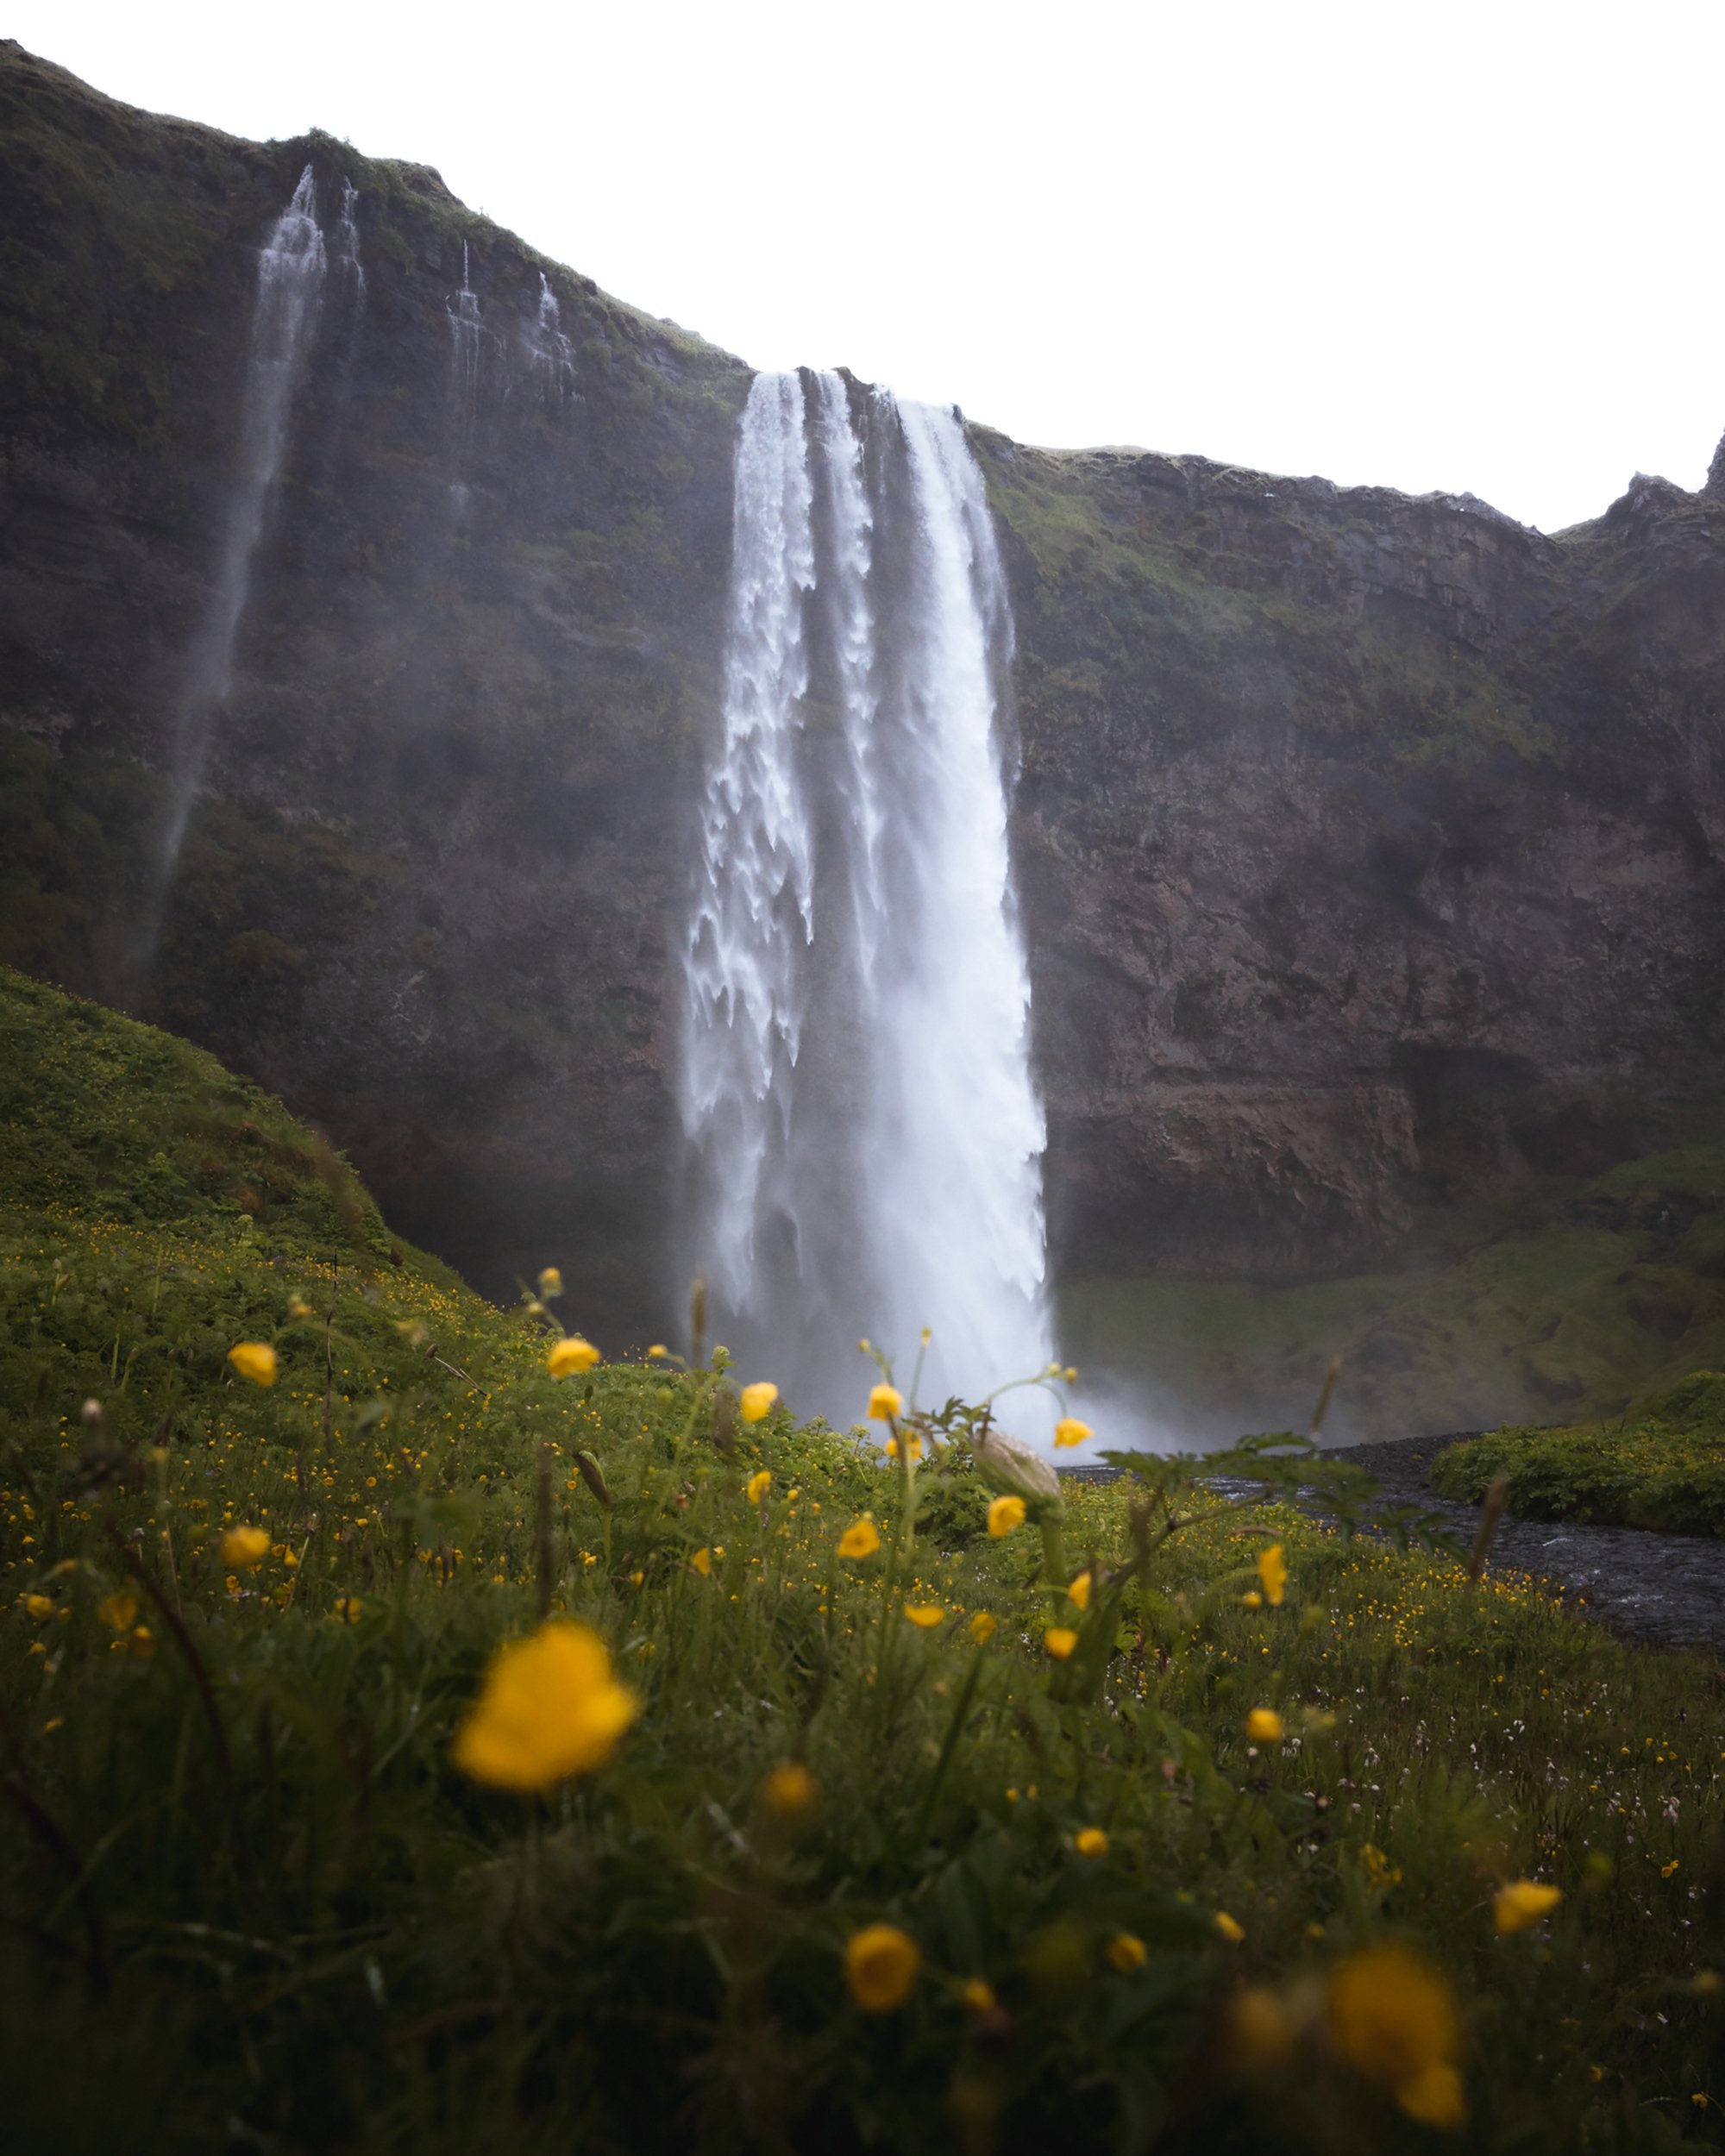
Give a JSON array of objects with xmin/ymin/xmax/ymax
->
[{"xmin": 681, "ymin": 369, "xmax": 1054, "ymax": 1432}]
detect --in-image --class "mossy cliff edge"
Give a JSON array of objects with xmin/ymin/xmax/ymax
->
[{"xmin": 2, "ymin": 43, "xmax": 1722, "ymax": 1410}]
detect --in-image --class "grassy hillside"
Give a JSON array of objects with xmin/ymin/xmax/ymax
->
[
  {"xmin": 2, "ymin": 976, "xmax": 1722, "ymax": 2153},
  {"xmin": 1062, "ymin": 1127, "xmax": 1725, "ymax": 1447}
]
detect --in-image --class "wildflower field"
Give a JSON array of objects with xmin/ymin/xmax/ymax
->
[
  {"xmin": 1433, "ymin": 1376, "xmax": 1725, "ymax": 1537},
  {"xmin": 3, "ymin": 971, "xmax": 1722, "ymax": 2154}
]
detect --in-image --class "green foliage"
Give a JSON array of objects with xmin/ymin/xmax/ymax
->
[
  {"xmin": 1433, "ymin": 1371, "xmax": 1725, "ymax": 1535},
  {"xmin": 3, "ymin": 981, "xmax": 1723, "ymax": 2153}
]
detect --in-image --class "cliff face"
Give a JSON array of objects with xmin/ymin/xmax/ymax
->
[{"xmin": 3, "ymin": 42, "xmax": 1722, "ymax": 1344}]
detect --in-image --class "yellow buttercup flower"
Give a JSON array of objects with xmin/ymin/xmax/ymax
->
[
  {"xmin": 221, "ymin": 1526, "xmax": 270, "ymax": 1570},
  {"xmin": 845, "ymin": 1924, "xmax": 921, "ymax": 2012},
  {"xmin": 904, "ymin": 1605, "xmax": 944, "ymax": 1628},
  {"xmin": 986, "ymin": 1494, "xmax": 1026, "ymax": 1538},
  {"xmin": 1228, "ymin": 1986, "xmax": 1296, "ymax": 2069},
  {"xmin": 868, "ymin": 1382, "xmax": 903, "ymax": 1420},
  {"xmin": 745, "ymin": 1469, "xmax": 773, "ymax": 1504},
  {"xmin": 1044, "ymin": 1627, "xmax": 1078, "ymax": 1660},
  {"xmin": 1215, "ymin": 1911, "xmax": 1245, "ymax": 1943},
  {"xmin": 22, "ymin": 1595, "xmax": 53, "ymax": 1621},
  {"xmin": 837, "ymin": 1520, "xmax": 881, "ymax": 1560},
  {"xmin": 1075, "ymin": 1827, "xmax": 1108, "ymax": 1858},
  {"xmin": 1067, "ymin": 1570, "xmax": 1092, "ymax": 1610},
  {"xmin": 129, "ymin": 1626, "xmax": 155, "ymax": 1660},
  {"xmin": 739, "ymin": 1382, "xmax": 779, "ymax": 1424},
  {"xmin": 1241, "ymin": 1589, "xmax": 1264, "ymax": 1609},
  {"xmin": 1245, "ymin": 1708, "xmax": 1284, "ymax": 1744},
  {"xmin": 969, "ymin": 1611, "xmax": 998, "ymax": 1645},
  {"xmin": 647, "ymin": 1344, "xmax": 668, "ymax": 1359},
  {"xmin": 286, "ymin": 1295, "xmax": 314, "ymax": 1319},
  {"xmin": 96, "ymin": 1591, "xmax": 139, "ymax": 1630},
  {"xmin": 536, "ymin": 1267, "xmax": 564, "ymax": 1300},
  {"xmin": 1106, "ymin": 1933, "xmax": 1147, "ymax": 1972},
  {"xmin": 547, "ymin": 1337, "xmax": 600, "ymax": 1377},
  {"xmin": 1053, "ymin": 1417, "xmax": 1092, "ymax": 1448},
  {"xmin": 761, "ymin": 1760, "xmax": 819, "ymax": 1819},
  {"xmin": 452, "ymin": 1620, "xmax": 637, "ymax": 1792},
  {"xmin": 959, "ymin": 1977, "xmax": 997, "ymax": 2014},
  {"xmin": 1495, "ymin": 1879, "xmax": 1562, "ymax": 1935},
  {"xmin": 227, "ymin": 1342, "xmax": 278, "ymax": 1387},
  {"xmin": 1258, "ymin": 1543, "xmax": 1288, "ymax": 1608},
  {"xmin": 690, "ymin": 1547, "xmax": 712, "ymax": 1576},
  {"xmin": 1328, "ymin": 1942, "xmax": 1465, "ymax": 2130}
]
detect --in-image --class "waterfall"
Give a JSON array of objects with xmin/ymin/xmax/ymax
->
[
  {"xmin": 332, "ymin": 179, "xmax": 366, "ymax": 301},
  {"xmin": 447, "ymin": 241, "xmax": 485, "ymax": 439},
  {"xmin": 141, "ymin": 164, "xmax": 327, "ymax": 971},
  {"xmin": 526, "ymin": 273, "xmax": 575, "ymax": 404},
  {"xmin": 681, "ymin": 369, "xmax": 1054, "ymax": 1432}
]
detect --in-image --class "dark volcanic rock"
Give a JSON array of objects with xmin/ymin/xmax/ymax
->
[{"xmin": 2, "ymin": 42, "xmax": 1722, "ymax": 1338}]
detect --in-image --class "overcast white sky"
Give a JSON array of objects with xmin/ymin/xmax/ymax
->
[{"xmin": 12, "ymin": 0, "xmax": 1722, "ymax": 530}]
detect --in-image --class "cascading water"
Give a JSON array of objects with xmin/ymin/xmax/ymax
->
[
  {"xmin": 447, "ymin": 241, "xmax": 485, "ymax": 437},
  {"xmin": 681, "ymin": 369, "xmax": 1054, "ymax": 1430},
  {"xmin": 526, "ymin": 273, "xmax": 576, "ymax": 404},
  {"xmin": 140, "ymin": 164, "xmax": 327, "ymax": 973},
  {"xmin": 332, "ymin": 179, "xmax": 366, "ymax": 298}
]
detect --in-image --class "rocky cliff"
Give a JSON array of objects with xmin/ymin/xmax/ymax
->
[{"xmin": 3, "ymin": 41, "xmax": 1722, "ymax": 1368}]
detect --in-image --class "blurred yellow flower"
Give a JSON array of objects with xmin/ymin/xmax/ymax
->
[
  {"xmin": 761, "ymin": 1760, "xmax": 819, "ymax": 1818},
  {"xmin": 868, "ymin": 1383, "xmax": 903, "ymax": 1420},
  {"xmin": 959, "ymin": 1976, "xmax": 997, "ymax": 2013},
  {"xmin": 1075, "ymin": 1827, "xmax": 1108, "ymax": 1858},
  {"xmin": 333, "ymin": 1596, "xmax": 364, "ymax": 1624},
  {"xmin": 1053, "ymin": 1417, "xmax": 1092, "ymax": 1448},
  {"xmin": 745, "ymin": 1469, "xmax": 773, "ymax": 1504},
  {"xmin": 837, "ymin": 1520, "xmax": 881, "ymax": 1560},
  {"xmin": 969, "ymin": 1611, "xmax": 998, "ymax": 1645},
  {"xmin": 739, "ymin": 1382, "xmax": 779, "ymax": 1423},
  {"xmin": 986, "ymin": 1494, "xmax": 1026, "ymax": 1538},
  {"xmin": 1044, "ymin": 1627, "xmax": 1078, "ymax": 1660},
  {"xmin": 905, "ymin": 1605, "xmax": 944, "ymax": 1628},
  {"xmin": 1241, "ymin": 1589, "xmax": 1264, "ymax": 1609},
  {"xmin": 1494, "ymin": 1879, "xmax": 1562, "ymax": 1935},
  {"xmin": 452, "ymin": 1620, "xmax": 637, "ymax": 1792},
  {"xmin": 227, "ymin": 1342, "xmax": 278, "ymax": 1387},
  {"xmin": 222, "ymin": 1526, "xmax": 270, "ymax": 1570},
  {"xmin": 22, "ymin": 1594, "xmax": 53, "ymax": 1621},
  {"xmin": 1215, "ymin": 1912, "xmax": 1245, "ymax": 1943},
  {"xmin": 1258, "ymin": 1543, "xmax": 1288, "ymax": 1607},
  {"xmin": 1067, "ymin": 1570, "xmax": 1092, "ymax": 1610},
  {"xmin": 690, "ymin": 1547, "xmax": 712, "ymax": 1576},
  {"xmin": 1106, "ymin": 1933, "xmax": 1147, "ymax": 1972},
  {"xmin": 1228, "ymin": 1985, "xmax": 1295, "ymax": 2069},
  {"xmin": 537, "ymin": 1267, "xmax": 564, "ymax": 1300},
  {"xmin": 547, "ymin": 1337, "xmax": 600, "ymax": 1377},
  {"xmin": 96, "ymin": 1591, "xmax": 139, "ymax": 1630},
  {"xmin": 1328, "ymin": 1942, "xmax": 1464, "ymax": 2129},
  {"xmin": 1245, "ymin": 1708, "xmax": 1285, "ymax": 1744},
  {"xmin": 647, "ymin": 1344, "xmax": 668, "ymax": 1359},
  {"xmin": 129, "ymin": 1626, "xmax": 155, "ymax": 1660},
  {"xmin": 287, "ymin": 1295, "xmax": 314, "ymax": 1319},
  {"xmin": 845, "ymin": 1923, "xmax": 921, "ymax": 2012}
]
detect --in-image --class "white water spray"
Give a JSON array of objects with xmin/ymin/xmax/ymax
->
[
  {"xmin": 143, "ymin": 165, "xmax": 327, "ymax": 964},
  {"xmin": 681, "ymin": 370, "xmax": 1054, "ymax": 1430},
  {"xmin": 447, "ymin": 241, "xmax": 485, "ymax": 431},
  {"xmin": 332, "ymin": 179, "xmax": 365, "ymax": 298},
  {"xmin": 526, "ymin": 273, "xmax": 576, "ymax": 403}
]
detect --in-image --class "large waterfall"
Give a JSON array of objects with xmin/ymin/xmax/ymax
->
[
  {"xmin": 681, "ymin": 370, "xmax": 1053, "ymax": 1429},
  {"xmin": 142, "ymin": 166, "xmax": 329, "ymax": 969}
]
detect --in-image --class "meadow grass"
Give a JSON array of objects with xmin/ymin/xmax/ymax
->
[{"xmin": 2, "ymin": 975, "xmax": 1722, "ymax": 2153}]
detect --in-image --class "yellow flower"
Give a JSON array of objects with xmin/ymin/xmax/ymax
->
[
  {"xmin": 1106, "ymin": 1933, "xmax": 1146, "ymax": 1972},
  {"xmin": 1075, "ymin": 1827, "xmax": 1109, "ymax": 1858},
  {"xmin": 1215, "ymin": 1911, "xmax": 1245, "ymax": 1943},
  {"xmin": 745, "ymin": 1468, "xmax": 773, "ymax": 1504},
  {"xmin": 1258, "ymin": 1543, "xmax": 1288, "ymax": 1607},
  {"xmin": 130, "ymin": 1626, "xmax": 155, "ymax": 1660},
  {"xmin": 1245, "ymin": 1708, "xmax": 1285, "ymax": 1744},
  {"xmin": 22, "ymin": 1593, "xmax": 54, "ymax": 1621},
  {"xmin": 647, "ymin": 1344, "xmax": 668, "ymax": 1359},
  {"xmin": 333, "ymin": 1595, "xmax": 364, "ymax": 1624},
  {"xmin": 959, "ymin": 1977, "xmax": 997, "ymax": 2013},
  {"xmin": 1067, "ymin": 1570, "xmax": 1092, "ymax": 1610},
  {"xmin": 691, "ymin": 1546, "xmax": 712, "ymax": 1576},
  {"xmin": 1044, "ymin": 1627, "xmax": 1078, "ymax": 1660},
  {"xmin": 969, "ymin": 1611, "xmax": 998, "ymax": 1645},
  {"xmin": 837, "ymin": 1520, "xmax": 881, "ymax": 1560},
  {"xmin": 904, "ymin": 1605, "xmax": 944, "ymax": 1628},
  {"xmin": 1053, "ymin": 1417, "xmax": 1092, "ymax": 1448},
  {"xmin": 547, "ymin": 1336, "xmax": 600, "ymax": 1377},
  {"xmin": 868, "ymin": 1383, "xmax": 903, "ymax": 1420},
  {"xmin": 739, "ymin": 1382, "xmax": 779, "ymax": 1424},
  {"xmin": 1228, "ymin": 1985, "xmax": 1295, "ymax": 2069},
  {"xmin": 287, "ymin": 1295, "xmax": 314, "ymax": 1319},
  {"xmin": 1241, "ymin": 1589, "xmax": 1264, "ymax": 1609},
  {"xmin": 1494, "ymin": 1879, "xmax": 1562, "ymax": 1935},
  {"xmin": 222, "ymin": 1526, "xmax": 270, "ymax": 1569},
  {"xmin": 452, "ymin": 1620, "xmax": 637, "ymax": 1792},
  {"xmin": 227, "ymin": 1342, "xmax": 278, "ymax": 1387},
  {"xmin": 95, "ymin": 1591, "xmax": 139, "ymax": 1630},
  {"xmin": 761, "ymin": 1760, "xmax": 819, "ymax": 1819},
  {"xmin": 845, "ymin": 1923, "xmax": 921, "ymax": 2013},
  {"xmin": 536, "ymin": 1267, "xmax": 564, "ymax": 1300},
  {"xmin": 986, "ymin": 1494, "xmax": 1026, "ymax": 1538},
  {"xmin": 1328, "ymin": 1942, "xmax": 1465, "ymax": 2129}
]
